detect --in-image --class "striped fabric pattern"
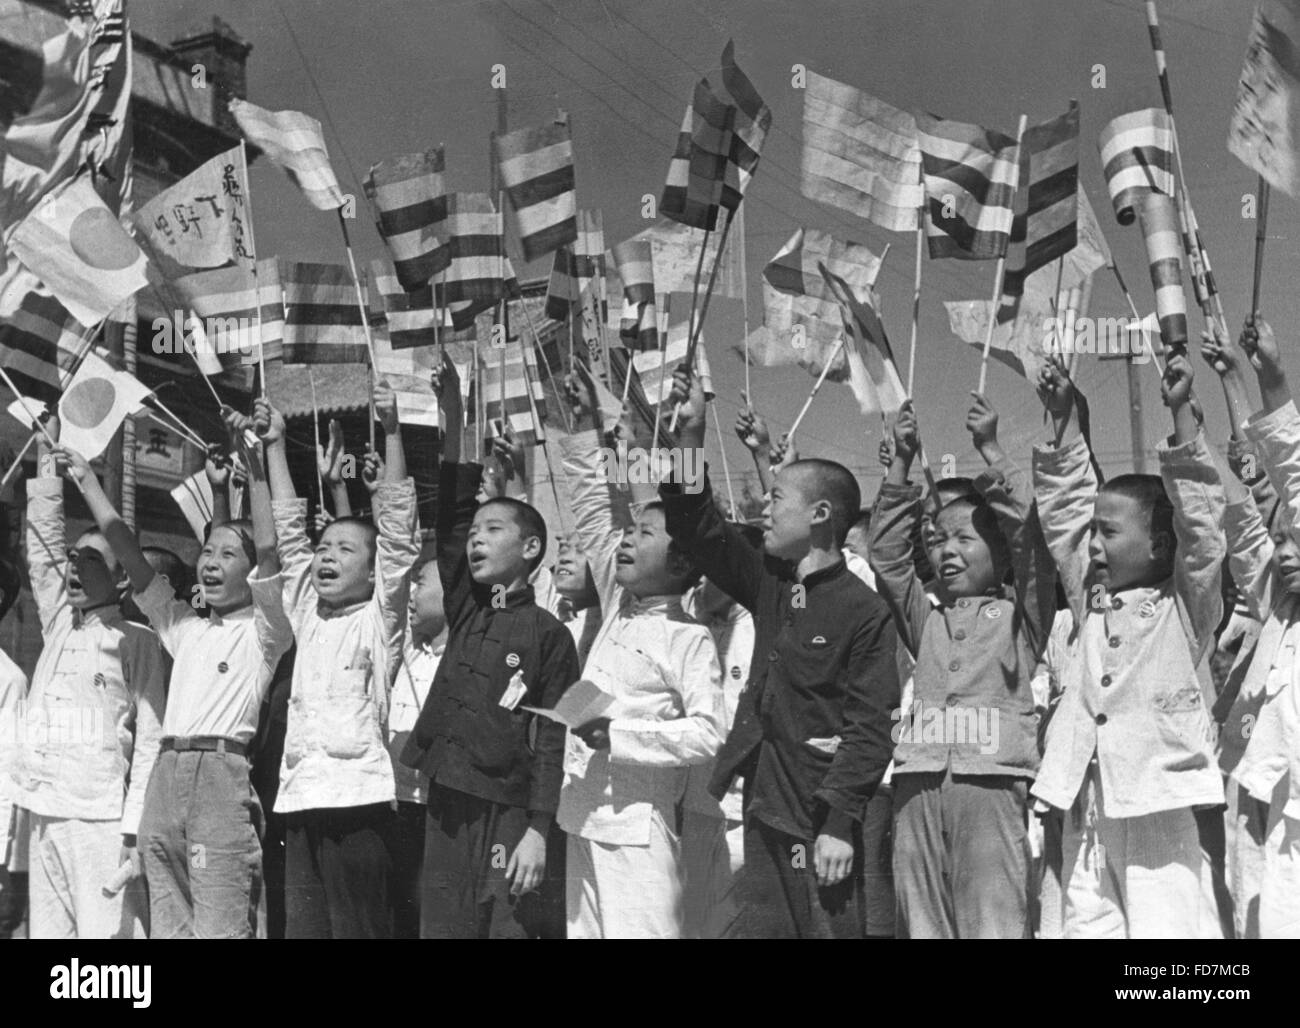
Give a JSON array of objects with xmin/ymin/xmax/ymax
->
[
  {"xmin": 228, "ymin": 100, "xmax": 344, "ymax": 211},
  {"xmin": 368, "ymin": 260, "xmax": 464, "ymax": 352},
  {"xmin": 917, "ymin": 114, "xmax": 1020, "ymax": 259},
  {"xmin": 610, "ymin": 217, "xmax": 743, "ymax": 300},
  {"xmin": 1098, "ymin": 108, "xmax": 1175, "ymax": 225},
  {"xmin": 494, "ymin": 119, "xmax": 578, "ymax": 262},
  {"xmin": 0, "ymin": 283, "xmax": 89, "ymax": 405},
  {"xmin": 363, "ymin": 149, "xmax": 450, "ymax": 292},
  {"xmin": 816, "ymin": 260, "xmax": 906, "ymax": 417},
  {"xmin": 661, "ymin": 79, "xmax": 735, "ymax": 231},
  {"xmin": 997, "ymin": 102, "xmax": 1080, "ymax": 320},
  {"xmin": 432, "ymin": 193, "xmax": 517, "ymax": 326},
  {"xmin": 1136, "ymin": 191, "xmax": 1187, "ymax": 351},
  {"xmin": 173, "ymin": 258, "xmax": 285, "ymax": 368},
  {"xmin": 717, "ymin": 40, "xmax": 772, "ymax": 210},
  {"xmin": 756, "ymin": 227, "xmax": 882, "ymax": 381},
  {"xmin": 603, "ymin": 347, "xmax": 658, "ymax": 439},
  {"xmin": 633, "ymin": 319, "xmax": 714, "ymax": 403},
  {"xmin": 472, "ymin": 338, "xmax": 546, "ymax": 445},
  {"xmin": 545, "ymin": 209, "xmax": 606, "ymax": 321},
  {"xmin": 281, "ymin": 261, "xmax": 368, "ymax": 364},
  {"xmin": 612, "ymin": 238, "xmax": 659, "ymax": 351},
  {"xmin": 800, "ymin": 71, "xmax": 924, "ymax": 232}
]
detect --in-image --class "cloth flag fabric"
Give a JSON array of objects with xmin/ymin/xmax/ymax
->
[
  {"xmin": 716, "ymin": 40, "xmax": 772, "ymax": 210},
  {"xmin": 917, "ymin": 114, "xmax": 1021, "ymax": 259},
  {"xmin": 173, "ymin": 258, "xmax": 285, "ymax": 368},
  {"xmin": 800, "ymin": 71, "xmax": 924, "ymax": 232},
  {"xmin": 9, "ymin": 175, "xmax": 148, "ymax": 325},
  {"xmin": 363, "ymin": 148, "xmax": 449, "ymax": 291},
  {"xmin": 946, "ymin": 270, "xmax": 1076, "ymax": 382},
  {"xmin": 545, "ymin": 209, "xmax": 606, "ymax": 320},
  {"xmin": 1228, "ymin": 1, "xmax": 1300, "ymax": 196},
  {"xmin": 998, "ymin": 102, "xmax": 1080, "ymax": 319},
  {"xmin": 611, "ymin": 238, "xmax": 658, "ymax": 351},
  {"xmin": 661, "ymin": 79, "xmax": 734, "ymax": 231},
  {"xmin": 374, "ymin": 327, "xmax": 443, "ymax": 428},
  {"xmin": 368, "ymin": 260, "xmax": 459, "ymax": 351},
  {"xmin": 134, "ymin": 145, "xmax": 254, "ymax": 272},
  {"xmin": 281, "ymin": 261, "xmax": 368, "ymax": 364},
  {"xmin": 58, "ymin": 346, "xmax": 150, "ymax": 459},
  {"xmin": 81, "ymin": 0, "xmax": 131, "ymax": 215},
  {"xmin": 1136, "ymin": 191, "xmax": 1188, "ymax": 351},
  {"xmin": 633, "ymin": 317, "xmax": 714, "ymax": 403},
  {"xmin": 494, "ymin": 118, "xmax": 577, "ymax": 261},
  {"xmin": 752, "ymin": 227, "xmax": 882, "ymax": 381},
  {"xmin": 432, "ymin": 193, "xmax": 517, "ymax": 327},
  {"xmin": 170, "ymin": 470, "xmax": 215, "ymax": 542},
  {"xmin": 609, "ymin": 217, "xmax": 742, "ymax": 300},
  {"xmin": 817, "ymin": 261, "xmax": 906, "ymax": 417},
  {"xmin": 0, "ymin": 272, "xmax": 91, "ymax": 405},
  {"xmin": 1098, "ymin": 108, "xmax": 1175, "ymax": 224},
  {"xmin": 228, "ymin": 100, "xmax": 344, "ymax": 210},
  {"xmin": 473, "ymin": 339, "xmax": 546, "ymax": 445}
]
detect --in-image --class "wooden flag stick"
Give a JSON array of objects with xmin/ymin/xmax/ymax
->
[
  {"xmin": 0, "ymin": 432, "xmax": 38, "ymax": 493},
  {"xmin": 308, "ymin": 367, "xmax": 325, "ymax": 514},
  {"xmin": 239, "ymin": 140, "xmax": 268, "ymax": 395},
  {"xmin": 977, "ymin": 114, "xmax": 1029, "ymax": 396},
  {"xmin": 1110, "ymin": 260, "xmax": 1166, "ymax": 380},
  {"xmin": 473, "ymin": 334, "xmax": 483, "ymax": 463},
  {"xmin": 1252, "ymin": 175, "xmax": 1270, "ymax": 316},
  {"xmin": 738, "ymin": 204, "xmax": 752, "ymax": 400},
  {"xmin": 671, "ymin": 208, "xmax": 737, "ymax": 432},
  {"xmin": 336, "ymin": 208, "xmax": 380, "ymax": 452},
  {"xmin": 0, "ymin": 367, "xmax": 61, "ymax": 452},
  {"xmin": 685, "ymin": 226, "xmax": 712, "ymax": 361},
  {"xmin": 652, "ymin": 294, "xmax": 672, "ymax": 451},
  {"xmin": 517, "ymin": 294, "xmax": 574, "ymax": 434},
  {"xmin": 907, "ymin": 165, "xmax": 925, "ymax": 396},
  {"xmin": 143, "ymin": 397, "xmax": 210, "ymax": 452},
  {"xmin": 709, "ymin": 400, "xmax": 738, "ymax": 517},
  {"xmin": 787, "ymin": 335, "xmax": 846, "ymax": 440}
]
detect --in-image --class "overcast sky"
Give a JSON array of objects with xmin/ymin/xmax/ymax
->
[{"xmin": 132, "ymin": 0, "xmax": 1283, "ymax": 495}]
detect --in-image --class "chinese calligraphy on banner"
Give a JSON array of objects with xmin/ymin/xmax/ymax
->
[{"xmin": 134, "ymin": 145, "xmax": 255, "ymax": 270}]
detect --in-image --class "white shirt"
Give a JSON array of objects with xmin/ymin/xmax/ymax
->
[
  {"xmin": 388, "ymin": 636, "xmax": 442, "ymax": 805},
  {"xmin": 0, "ymin": 646, "xmax": 27, "ymax": 864}
]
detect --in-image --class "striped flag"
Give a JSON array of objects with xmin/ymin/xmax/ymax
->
[
  {"xmin": 661, "ymin": 79, "xmax": 735, "ymax": 231},
  {"xmin": 1228, "ymin": 1, "xmax": 1300, "ymax": 196},
  {"xmin": 363, "ymin": 148, "xmax": 450, "ymax": 292},
  {"xmin": 473, "ymin": 339, "xmax": 546, "ymax": 445},
  {"xmin": 281, "ymin": 261, "xmax": 368, "ymax": 364},
  {"xmin": 717, "ymin": 40, "xmax": 771, "ymax": 210},
  {"xmin": 1098, "ymin": 108, "xmax": 1175, "ymax": 225},
  {"xmin": 633, "ymin": 317, "xmax": 715, "ymax": 403},
  {"xmin": 173, "ymin": 259, "xmax": 285, "ymax": 368},
  {"xmin": 603, "ymin": 348, "xmax": 658, "ymax": 439},
  {"xmin": 611, "ymin": 238, "xmax": 658, "ymax": 351},
  {"xmin": 753, "ymin": 227, "xmax": 882, "ymax": 381},
  {"xmin": 368, "ymin": 260, "xmax": 461, "ymax": 352},
  {"xmin": 1136, "ymin": 191, "xmax": 1188, "ymax": 351},
  {"xmin": 0, "ymin": 275, "xmax": 90, "ymax": 405},
  {"xmin": 998, "ymin": 102, "xmax": 1080, "ymax": 320},
  {"xmin": 494, "ymin": 118, "xmax": 577, "ymax": 261},
  {"xmin": 228, "ymin": 100, "xmax": 345, "ymax": 211},
  {"xmin": 800, "ymin": 71, "xmax": 924, "ymax": 232},
  {"xmin": 917, "ymin": 114, "xmax": 1021, "ymax": 259},
  {"xmin": 544, "ymin": 209, "xmax": 606, "ymax": 320},
  {"xmin": 432, "ymin": 193, "xmax": 517, "ymax": 327},
  {"xmin": 170, "ymin": 470, "xmax": 215, "ymax": 542},
  {"xmin": 610, "ymin": 218, "xmax": 743, "ymax": 300},
  {"xmin": 817, "ymin": 261, "xmax": 906, "ymax": 417}
]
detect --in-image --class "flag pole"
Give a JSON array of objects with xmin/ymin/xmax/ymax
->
[
  {"xmin": 142, "ymin": 396, "xmax": 210, "ymax": 452},
  {"xmin": 239, "ymin": 140, "xmax": 268, "ymax": 395},
  {"xmin": 738, "ymin": 204, "xmax": 752, "ymax": 400},
  {"xmin": 473, "ymin": 333, "xmax": 483, "ymax": 463},
  {"xmin": 1110, "ymin": 260, "xmax": 1166, "ymax": 379},
  {"xmin": 518, "ymin": 297, "xmax": 574, "ymax": 434},
  {"xmin": 309, "ymin": 367, "xmax": 325, "ymax": 514},
  {"xmin": 672, "ymin": 207, "xmax": 737, "ymax": 431},
  {"xmin": 1252, "ymin": 175, "xmax": 1270, "ymax": 316},
  {"xmin": 497, "ymin": 342, "xmax": 507, "ymax": 437},
  {"xmin": 0, "ymin": 432, "xmax": 38, "ymax": 493},
  {"xmin": 977, "ymin": 114, "xmax": 1029, "ymax": 396},
  {"xmin": 653, "ymin": 294, "xmax": 672, "ymax": 451},
  {"xmin": 335, "ymin": 207, "xmax": 380, "ymax": 451},
  {"xmin": 0, "ymin": 368, "xmax": 60, "ymax": 451},
  {"xmin": 787, "ymin": 335, "xmax": 846, "ymax": 440},
  {"xmin": 709, "ymin": 400, "xmax": 738, "ymax": 517},
  {"xmin": 907, "ymin": 166, "xmax": 925, "ymax": 395}
]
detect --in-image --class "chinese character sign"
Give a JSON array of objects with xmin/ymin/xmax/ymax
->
[{"xmin": 134, "ymin": 145, "xmax": 255, "ymax": 270}]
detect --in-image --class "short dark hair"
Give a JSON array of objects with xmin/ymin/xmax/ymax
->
[
  {"xmin": 789, "ymin": 459, "xmax": 861, "ymax": 548},
  {"xmin": 935, "ymin": 495, "xmax": 1011, "ymax": 571},
  {"xmin": 933, "ymin": 476, "xmax": 977, "ymax": 506},
  {"xmin": 848, "ymin": 508, "xmax": 872, "ymax": 537},
  {"xmin": 322, "ymin": 516, "xmax": 380, "ymax": 558},
  {"xmin": 0, "ymin": 558, "xmax": 20, "ymax": 622},
  {"xmin": 142, "ymin": 546, "xmax": 193, "ymax": 601},
  {"xmin": 478, "ymin": 497, "xmax": 548, "ymax": 572},
  {"xmin": 640, "ymin": 500, "xmax": 700, "ymax": 587},
  {"xmin": 1101, "ymin": 474, "xmax": 1174, "ymax": 553},
  {"xmin": 204, "ymin": 520, "xmax": 257, "ymax": 569}
]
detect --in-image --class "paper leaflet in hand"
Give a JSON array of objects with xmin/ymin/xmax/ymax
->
[{"xmin": 521, "ymin": 678, "xmax": 615, "ymax": 729}]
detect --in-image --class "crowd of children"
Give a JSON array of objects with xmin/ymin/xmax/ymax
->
[{"xmin": 1, "ymin": 316, "xmax": 1299, "ymax": 939}]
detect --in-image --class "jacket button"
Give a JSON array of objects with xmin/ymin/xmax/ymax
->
[
  {"xmin": 1108, "ymin": 637, "xmax": 1121, "ymax": 649},
  {"xmin": 768, "ymin": 652, "xmax": 779, "ymax": 663},
  {"xmin": 953, "ymin": 629, "xmax": 967, "ymax": 641},
  {"xmin": 958, "ymin": 599, "xmax": 969, "ymax": 608},
  {"xmin": 1101, "ymin": 674, "xmax": 1112, "ymax": 687},
  {"xmin": 1095, "ymin": 713, "xmax": 1107, "ymax": 725},
  {"xmin": 948, "ymin": 660, "xmax": 961, "ymax": 672},
  {"xmin": 1110, "ymin": 597, "xmax": 1123, "ymax": 611}
]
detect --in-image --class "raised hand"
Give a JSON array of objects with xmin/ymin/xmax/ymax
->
[
  {"xmin": 489, "ymin": 427, "xmax": 524, "ymax": 483},
  {"xmin": 893, "ymin": 400, "xmax": 919, "ymax": 463},
  {"xmin": 361, "ymin": 447, "xmax": 384, "ymax": 495},
  {"xmin": 204, "ymin": 443, "xmax": 231, "ymax": 487},
  {"xmin": 1240, "ymin": 314, "xmax": 1283, "ymax": 380},
  {"xmin": 966, "ymin": 391, "xmax": 1004, "ymax": 464},
  {"xmin": 1160, "ymin": 350, "xmax": 1194, "ymax": 410},
  {"xmin": 1198, "ymin": 324, "xmax": 1240, "ymax": 380},
  {"xmin": 49, "ymin": 444, "xmax": 92, "ymax": 485},
  {"xmin": 666, "ymin": 364, "xmax": 706, "ymax": 444},
  {"xmin": 735, "ymin": 395, "xmax": 771, "ymax": 454},
  {"xmin": 318, "ymin": 418, "xmax": 346, "ymax": 485},
  {"xmin": 1035, "ymin": 355, "xmax": 1073, "ymax": 416},
  {"xmin": 252, "ymin": 397, "xmax": 285, "ymax": 446},
  {"xmin": 878, "ymin": 434, "xmax": 895, "ymax": 470},
  {"xmin": 374, "ymin": 378, "xmax": 399, "ymax": 435}
]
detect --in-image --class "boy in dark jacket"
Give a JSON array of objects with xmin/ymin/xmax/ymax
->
[
  {"xmin": 660, "ymin": 368, "xmax": 900, "ymax": 938},
  {"xmin": 401, "ymin": 359, "xmax": 579, "ymax": 939}
]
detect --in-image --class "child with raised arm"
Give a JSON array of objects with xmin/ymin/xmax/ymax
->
[
  {"xmin": 400, "ymin": 358, "xmax": 579, "ymax": 939},
  {"xmin": 12, "ymin": 417, "xmax": 165, "ymax": 939},
  {"xmin": 58, "ymin": 409, "xmax": 285, "ymax": 939},
  {"xmin": 261, "ymin": 379, "xmax": 419, "ymax": 938},
  {"xmin": 660, "ymin": 367, "xmax": 901, "ymax": 939},
  {"xmin": 557, "ymin": 369, "xmax": 725, "ymax": 938},
  {"xmin": 1031, "ymin": 352, "xmax": 1226, "ymax": 938},
  {"xmin": 868, "ymin": 393, "xmax": 1055, "ymax": 938}
]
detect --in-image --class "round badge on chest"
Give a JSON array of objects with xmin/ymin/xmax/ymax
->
[
  {"xmin": 1138, "ymin": 600, "xmax": 1157, "ymax": 619},
  {"xmin": 218, "ymin": 661, "xmax": 229, "ymax": 673},
  {"xmin": 985, "ymin": 606, "xmax": 1002, "ymax": 620},
  {"xmin": 506, "ymin": 652, "xmax": 521, "ymax": 668}
]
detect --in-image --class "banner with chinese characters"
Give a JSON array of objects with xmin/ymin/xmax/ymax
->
[{"xmin": 133, "ymin": 145, "xmax": 254, "ymax": 272}]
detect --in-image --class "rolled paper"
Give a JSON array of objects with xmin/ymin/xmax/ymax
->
[
  {"xmin": 1136, "ymin": 191, "xmax": 1188, "ymax": 353},
  {"xmin": 1098, "ymin": 108, "xmax": 1175, "ymax": 225}
]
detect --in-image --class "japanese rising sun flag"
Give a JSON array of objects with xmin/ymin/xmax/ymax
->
[
  {"xmin": 493, "ymin": 118, "xmax": 577, "ymax": 262},
  {"xmin": 9, "ymin": 175, "xmax": 149, "ymax": 325},
  {"xmin": 228, "ymin": 99, "xmax": 344, "ymax": 210},
  {"xmin": 363, "ymin": 148, "xmax": 450, "ymax": 291},
  {"xmin": 58, "ymin": 347, "xmax": 151, "ymax": 459},
  {"xmin": 917, "ymin": 113, "xmax": 1021, "ymax": 259}
]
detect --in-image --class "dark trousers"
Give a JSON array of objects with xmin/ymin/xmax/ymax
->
[
  {"xmin": 261, "ymin": 813, "xmax": 287, "ymax": 940},
  {"xmin": 861, "ymin": 785, "xmax": 896, "ymax": 938},
  {"xmin": 384, "ymin": 801, "xmax": 426, "ymax": 940},
  {"xmin": 284, "ymin": 803, "xmax": 393, "ymax": 939},
  {"xmin": 420, "ymin": 784, "xmax": 564, "ymax": 939},
  {"xmin": 729, "ymin": 816, "xmax": 865, "ymax": 939}
]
